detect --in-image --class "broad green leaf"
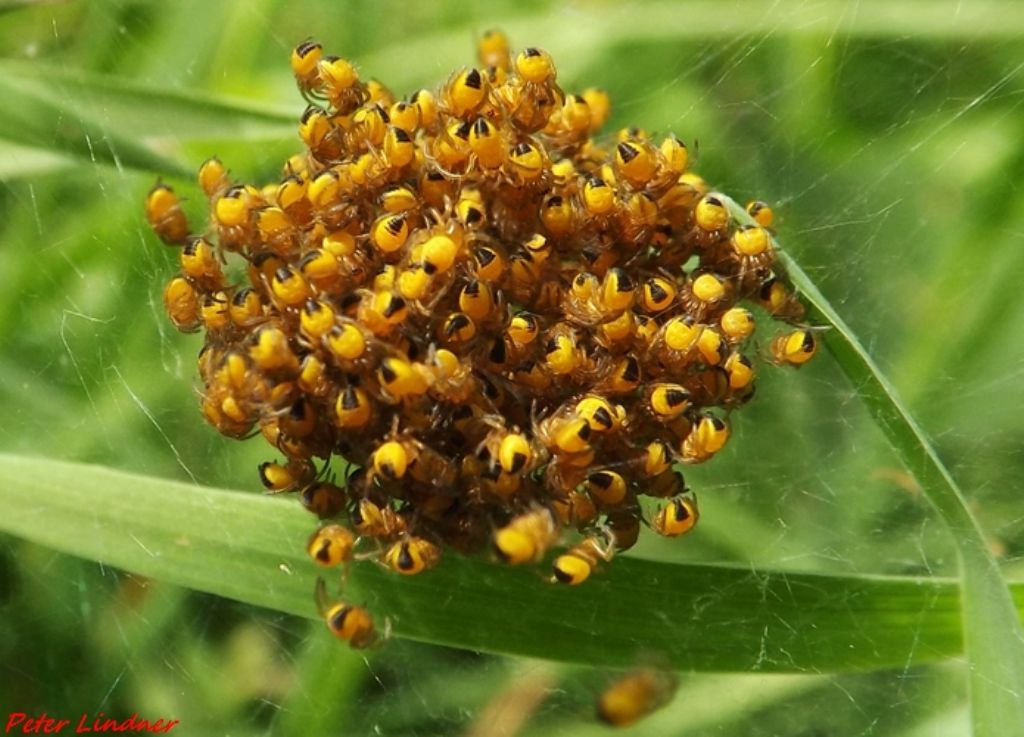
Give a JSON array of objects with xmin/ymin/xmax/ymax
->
[
  {"xmin": 722, "ymin": 196, "xmax": 1024, "ymax": 735},
  {"xmin": 0, "ymin": 453, "xmax": 1011, "ymax": 674}
]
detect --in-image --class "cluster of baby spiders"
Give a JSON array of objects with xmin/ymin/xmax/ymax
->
[{"xmin": 146, "ymin": 30, "xmax": 817, "ymax": 649}]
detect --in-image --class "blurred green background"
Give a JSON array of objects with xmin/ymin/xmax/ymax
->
[{"xmin": 1, "ymin": 0, "xmax": 1022, "ymax": 734}]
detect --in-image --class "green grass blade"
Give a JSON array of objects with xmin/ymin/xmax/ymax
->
[
  {"xmin": 359, "ymin": 1, "xmax": 1024, "ymax": 90},
  {"xmin": 0, "ymin": 72, "xmax": 189, "ymax": 177},
  {"xmin": 272, "ymin": 628, "xmax": 369, "ymax": 737},
  {"xmin": 0, "ymin": 0, "xmax": 62, "ymax": 11},
  {"xmin": 0, "ymin": 61, "xmax": 295, "ymax": 177},
  {"xmin": 0, "ymin": 453, "xmax": 1005, "ymax": 674},
  {"xmin": 0, "ymin": 140, "xmax": 71, "ymax": 180},
  {"xmin": 722, "ymin": 196, "xmax": 1024, "ymax": 735}
]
